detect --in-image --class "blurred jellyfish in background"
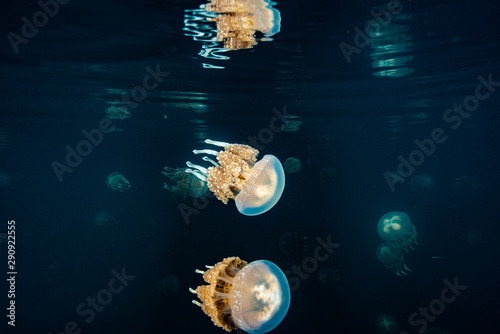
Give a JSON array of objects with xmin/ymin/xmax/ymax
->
[
  {"xmin": 185, "ymin": 139, "xmax": 285, "ymax": 216},
  {"xmin": 317, "ymin": 267, "xmax": 340, "ymax": 286},
  {"xmin": 284, "ymin": 157, "xmax": 302, "ymax": 174},
  {"xmin": 466, "ymin": 229, "xmax": 486, "ymax": 246},
  {"xmin": 452, "ymin": 175, "xmax": 479, "ymax": 192},
  {"xmin": 106, "ymin": 105, "xmax": 131, "ymax": 119},
  {"xmin": 278, "ymin": 231, "xmax": 309, "ymax": 260},
  {"xmin": 409, "ymin": 173, "xmax": 434, "ymax": 196},
  {"xmin": 377, "ymin": 211, "xmax": 418, "ymax": 252},
  {"xmin": 106, "ymin": 172, "xmax": 131, "ymax": 192},
  {"xmin": 189, "ymin": 256, "xmax": 290, "ymax": 334},
  {"xmin": 153, "ymin": 274, "xmax": 181, "ymax": 298},
  {"xmin": 281, "ymin": 114, "xmax": 303, "ymax": 132},
  {"xmin": 376, "ymin": 243, "xmax": 411, "ymax": 276},
  {"xmin": 92, "ymin": 210, "xmax": 116, "ymax": 230},
  {"xmin": 375, "ymin": 314, "xmax": 399, "ymax": 334},
  {"xmin": 0, "ymin": 172, "xmax": 12, "ymax": 187},
  {"xmin": 162, "ymin": 167, "xmax": 208, "ymax": 199}
]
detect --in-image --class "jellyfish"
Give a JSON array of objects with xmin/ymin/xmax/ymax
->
[
  {"xmin": 162, "ymin": 167, "xmax": 208, "ymax": 199},
  {"xmin": 376, "ymin": 243, "xmax": 411, "ymax": 276},
  {"xmin": 189, "ymin": 256, "xmax": 290, "ymax": 334},
  {"xmin": 204, "ymin": 0, "xmax": 281, "ymax": 50},
  {"xmin": 106, "ymin": 172, "xmax": 131, "ymax": 192},
  {"xmin": 377, "ymin": 211, "xmax": 418, "ymax": 252},
  {"xmin": 185, "ymin": 139, "xmax": 285, "ymax": 216},
  {"xmin": 92, "ymin": 210, "xmax": 116, "ymax": 229},
  {"xmin": 284, "ymin": 157, "xmax": 302, "ymax": 174},
  {"xmin": 278, "ymin": 231, "xmax": 309, "ymax": 259},
  {"xmin": 375, "ymin": 314, "xmax": 399, "ymax": 334},
  {"xmin": 409, "ymin": 173, "xmax": 434, "ymax": 196},
  {"xmin": 317, "ymin": 267, "xmax": 340, "ymax": 286},
  {"xmin": 106, "ymin": 105, "xmax": 131, "ymax": 119},
  {"xmin": 153, "ymin": 274, "xmax": 180, "ymax": 297}
]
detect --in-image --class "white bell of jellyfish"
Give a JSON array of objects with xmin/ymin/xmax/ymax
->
[
  {"xmin": 185, "ymin": 139, "xmax": 285, "ymax": 216},
  {"xmin": 376, "ymin": 243, "xmax": 411, "ymax": 276},
  {"xmin": 377, "ymin": 211, "xmax": 418, "ymax": 252}
]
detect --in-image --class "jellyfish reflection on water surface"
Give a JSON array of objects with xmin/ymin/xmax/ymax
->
[
  {"xmin": 185, "ymin": 139, "xmax": 285, "ymax": 216},
  {"xmin": 189, "ymin": 256, "xmax": 290, "ymax": 334}
]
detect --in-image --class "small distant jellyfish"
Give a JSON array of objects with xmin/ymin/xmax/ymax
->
[
  {"xmin": 106, "ymin": 105, "xmax": 131, "ymax": 119},
  {"xmin": 317, "ymin": 267, "xmax": 340, "ymax": 286},
  {"xmin": 92, "ymin": 210, "xmax": 116, "ymax": 229},
  {"xmin": 376, "ymin": 243, "xmax": 411, "ymax": 276},
  {"xmin": 162, "ymin": 167, "xmax": 208, "ymax": 199},
  {"xmin": 0, "ymin": 172, "xmax": 12, "ymax": 187},
  {"xmin": 377, "ymin": 211, "xmax": 418, "ymax": 252},
  {"xmin": 284, "ymin": 157, "xmax": 302, "ymax": 174},
  {"xmin": 375, "ymin": 314, "xmax": 399, "ymax": 334},
  {"xmin": 106, "ymin": 172, "xmax": 131, "ymax": 192},
  {"xmin": 185, "ymin": 139, "xmax": 285, "ymax": 216},
  {"xmin": 466, "ymin": 229, "xmax": 486, "ymax": 246},
  {"xmin": 153, "ymin": 274, "xmax": 181, "ymax": 297},
  {"xmin": 189, "ymin": 256, "xmax": 290, "ymax": 334},
  {"xmin": 410, "ymin": 174, "xmax": 434, "ymax": 195},
  {"xmin": 278, "ymin": 231, "xmax": 309, "ymax": 259}
]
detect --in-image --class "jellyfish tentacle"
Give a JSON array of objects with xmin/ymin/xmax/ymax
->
[
  {"xmin": 193, "ymin": 149, "xmax": 219, "ymax": 156},
  {"xmin": 186, "ymin": 161, "xmax": 209, "ymax": 175},
  {"xmin": 203, "ymin": 156, "xmax": 220, "ymax": 167},
  {"xmin": 205, "ymin": 139, "xmax": 230, "ymax": 148},
  {"xmin": 185, "ymin": 168, "xmax": 208, "ymax": 181}
]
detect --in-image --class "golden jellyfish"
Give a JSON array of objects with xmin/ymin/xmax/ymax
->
[
  {"xmin": 376, "ymin": 243, "xmax": 411, "ymax": 276},
  {"xmin": 185, "ymin": 139, "xmax": 285, "ymax": 216},
  {"xmin": 106, "ymin": 172, "xmax": 131, "ymax": 192},
  {"xmin": 377, "ymin": 211, "xmax": 418, "ymax": 252},
  {"xmin": 204, "ymin": 0, "xmax": 281, "ymax": 50},
  {"xmin": 162, "ymin": 167, "xmax": 208, "ymax": 199},
  {"xmin": 189, "ymin": 256, "xmax": 290, "ymax": 334}
]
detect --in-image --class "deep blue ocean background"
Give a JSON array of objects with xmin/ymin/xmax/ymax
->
[{"xmin": 1, "ymin": 0, "xmax": 499, "ymax": 333}]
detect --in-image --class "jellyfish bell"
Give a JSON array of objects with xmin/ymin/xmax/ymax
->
[
  {"xmin": 190, "ymin": 256, "xmax": 290, "ymax": 334},
  {"xmin": 377, "ymin": 211, "xmax": 418, "ymax": 252},
  {"xmin": 185, "ymin": 139, "xmax": 285, "ymax": 216},
  {"xmin": 376, "ymin": 243, "xmax": 411, "ymax": 276}
]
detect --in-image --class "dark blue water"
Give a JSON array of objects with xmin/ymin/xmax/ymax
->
[{"xmin": 1, "ymin": 0, "xmax": 499, "ymax": 333}]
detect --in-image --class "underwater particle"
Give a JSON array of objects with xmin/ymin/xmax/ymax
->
[
  {"xmin": 375, "ymin": 314, "xmax": 399, "ymax": 334},
  {"xmin": 92, "ymin": 210, "xmax": 116, "ymax": 229},
  {"xmin": 162, "ymin": 167, "xmax": 208, "ymax": 199},
  {"xmin": 278, "ymin": 231, "xmax": 308, "ymax": 259},
  {"xmin": 106, "ymin": 172, "xmax": 131, "ymax": 192},
  {"xmin": 283, "ymin": 157, "xmax": 302, "ymax": 174},
  {"xmin": 189, "ymin": 256, "xmax": 290, "ymax": 334},
  {"xmin": 106, "ymin": 105, "xmax": 132, "ymax": 119},
  {"xmin": 185, "ymin": 139, "xmax": 285, "ymax": 216},
  {"xmin": 376, "ymin": 243, "xmax": 411, "ymax": 276},
  {"xmin": 409, "ymin": 173, "xmax": 434, "ymax": 195},
  {"xmin": 377, "ymin": 211, "xmax": 418, "ymax": 252}
]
